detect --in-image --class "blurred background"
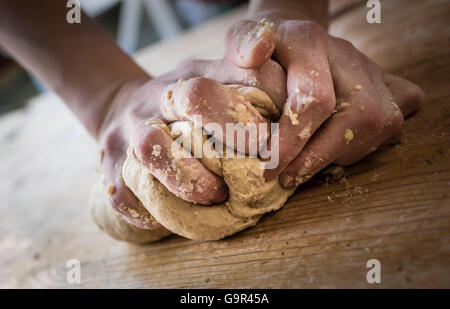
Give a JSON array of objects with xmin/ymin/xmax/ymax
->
[{"xmin": 0, "ymin": 0, "xmax": 245, "ymax": 114}]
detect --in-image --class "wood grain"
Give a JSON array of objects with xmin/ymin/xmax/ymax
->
[{"xmin": 0, "ymin": 0, "xmax": 449, "ymax": 288}]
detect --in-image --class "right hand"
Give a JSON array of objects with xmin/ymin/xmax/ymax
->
[
  {"xmin": 97, "ymin": 58, "xmax": 287, "ymax": 229},
  {"xmin": 225, "ymin": 17, "xmax": 425, "ymax": 187}
]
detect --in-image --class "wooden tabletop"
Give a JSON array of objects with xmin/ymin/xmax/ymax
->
[{"xmin": 0, "ymin": 0, "xmax": 449, "ymax": 288}]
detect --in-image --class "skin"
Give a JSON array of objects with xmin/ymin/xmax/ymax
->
[
  {"xmin": 98, "ymin": 59, "xmax": 286, "ymax": 227},
  {"xmin": 0, "ymin": 0, "xmax": 425, "ymax": 231},
  {"xmin": 224, "ymin": 0, "xmax": 425, "ymax": 187},
  {"xmin": 0, "ymin": 0, "xmax": 286, "ymax": 228}
]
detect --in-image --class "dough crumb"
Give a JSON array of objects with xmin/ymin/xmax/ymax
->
[
  {"xmin": 336, "ymin": 102, "xmax": 350, "ymax": 112},
  {"xmin": 355, "ymin": 84, "xmax": 362, "ymax": 90},
  {"xmin": 323, "ymin": 166, "xmax": 345, "ymax": 180},
  {"xmin": 107, "ymin": 184, "xmax": 116, "ymax": 195},
  {"xmin": 227, "ymin": 102, "xmax": 253, "ymax": 125},
  {"xmin": 152, "ymin": 145, "xmax": 162, "ymax": 157},
  {"xmin": 298, "ymin": 122, "xmax": 312, "ymax": 140},
  {"xmin": 300, "ymin": 94, "xmax": 317, "ymax": 107},
  {"xmin": 344, "ymin": 129, "xmax": 354, "ymax": 144},
  {"xmin": 166, "ymin": 90, "xmax": 173, "ymax": 100},
  {"xmin": 286, "ymin": 105, "xmax": 299, "ymax": 125},
  {"xmin": 99, "ymin": 149, "xmax": 105, "ymax": 162},
  {"xmin": 295, "ymin": 174, "xmax": 311, "ymax": 185},
  {"xmin": 144, "ymin": 118, "xmax": 161, "ymax": 127},
  {"xmin": 256, "ymin": 18, "xmax": 274, "ymax": 38}
]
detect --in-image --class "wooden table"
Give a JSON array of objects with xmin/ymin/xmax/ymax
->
[{"xmin": 0, "ymin": 0, "xmax": 449, "ymax": 288}]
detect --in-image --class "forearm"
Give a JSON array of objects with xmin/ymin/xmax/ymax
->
[
  {"xmin": 248, "ymin": 0, "xmax": 329, "ymax": 29},
  {"xmin": 0, "ymin": 0, "xmax": 149, "ymax": 138}
]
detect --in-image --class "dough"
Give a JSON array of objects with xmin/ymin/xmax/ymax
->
[
  {"xmin": 90, "ymin": 178, "xmax": 171, "ymax": 243},
  {"xmin": 90, "ymin": 85, "xmax": 296, "ymax": 242}
]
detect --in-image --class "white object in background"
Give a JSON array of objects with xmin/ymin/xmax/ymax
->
[
  {"xmin": 80, "ymin": 0, "xmax": 121, "ymax": 16},
  {"xmin": 142, "ymin": 0, "xmax": 183, "ymax": 39},
  {"xmin": 117, "ymin": 0, "xmax": 143, "ymax": 53},
  {"xmin": 81, "ymin": 0, "xmax": 183, "ymax": 53},
  {"xmin": 118, "ymin": 0, "xmax": 183, "ymax": 53}
]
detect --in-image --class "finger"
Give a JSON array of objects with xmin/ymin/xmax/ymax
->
[
  {"xmin": 164, "ymin": 77, "xmax": 270, "ymax": 155},
  {"xmin": 279, "ymin": 35, "xmax": 387, "ymax": 187},
  {"xmin": 335, "ymin": 86, "xmax": 404, "ymax": 166},
  {"xmin": 101, "ymin": 128, "xmax": 160, "ymax": 229},
  {"xmin": 383, "ymin": 72, "xmax": 425, "ymax": 116},
  {"xmin": 279, "ymin": 101, "xmax": 385, "ymax": 187},
  {"xmin": 263, "ymin": 21, "xmax": 336, "ymax": 180},
  {"xmin": 225, "ymin": 19, "xmax": 276, "ymax": 69},
  {"xmin": 130, "ymin": 119, "xmax": 228, "ymax": 205},
  {"xmin": 190, "ymin": 59, "xmax": 287, "ymax": 111}
]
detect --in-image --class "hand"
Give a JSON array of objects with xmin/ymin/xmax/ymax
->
[
  {"xmin": 225, "ymin": 17, "xmax": 425, "ymax": 187},
  {"xmin": 97, "ymin": 58, "xmax": 287, "ymax": 228}
]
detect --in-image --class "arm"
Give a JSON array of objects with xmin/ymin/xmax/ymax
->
[
  {"xmin": 0, "ymin": 0, "xmax": 229, "ymax": 228},
  {"xmin": 248, "ymin": 0, "xmax": 329, "ymax": 29},
  {"xmin": 0, "ymin": 0, "xmax": 288, "ymax": 230},
  {"xmin": 0, "ymin": 0, "xmax": 149, "ymax": 138}
]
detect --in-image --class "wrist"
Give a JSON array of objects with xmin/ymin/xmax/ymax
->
[
  {"xmin": 95, "ymin": 74, "xmax": 151, "ymax": 141},
  {"xmin": 248, "ymin": 0, "xmax": 329, "ymax": 30}
]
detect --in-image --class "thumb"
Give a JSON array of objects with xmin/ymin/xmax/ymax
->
[{"xmin": 224, "ymin": 19, "xmax": 276, "ymax": 69}]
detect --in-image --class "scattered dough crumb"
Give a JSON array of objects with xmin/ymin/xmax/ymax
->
[
  {"xmin": 228, "ymin": 102, "xmax": 253, "ymax": 125},
  {"xmin": 355, "ymin": 84, "xmax": 362, "ymax": 90},
  {"xmin": 107, "ymin": 184, "xmax": 116, "ymax": 195},
  {"xmin": 336, "ymin": 102, "xmax": 350, "ymax": 112},
  {"xmin": 344, "ymin": 129, "xmax": 354, "ymax": 144},
  {"xmin": 166, "ymin": 90, "xmax": 173, "ymax": 100},
  {"xmin": 257, "ymin": 18, "xmax": 274, "ymax": 38},
  {"xmin": 298, "ymin": 122, "xmax": 312, "ymax": 139},
  {"xmin": 144, "ymin": 118, "xmax": 161, "ymax": 127},
  {"xmin": 152, "ymin": 145, "xmax": 162, "ymax": 157},
  {"xmin": 286, "ymin": 105, "xmax": 299, "ymax": 125},
  {"xmin": 295, "ymin": 174, "xmax": 311, "ymax": 185},
  {"xmin": 323, "ymin": 166, "xmax": 345, "ymax": 180}
]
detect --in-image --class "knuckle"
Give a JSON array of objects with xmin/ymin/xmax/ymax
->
[
  {"xmin": 358, "ymin": 102, "xmax": 385, "ymax": 135},
  {"xmin": 280, "ymin": 20, "xmax": 327, "ymax": 42},
  {"xmin": 298, "ymin": 20, "xmax": 325, "ymax": 35},
  {"xmin": 404, "ymin": 83, "xmax": 426, "ymax": 107},
  {"xmin": 334, "ymin": 37, "xmax": 356, "ymax": 51},
  {"xmin": 312, "ymin": 90, "xmax": 336, "ymax": 116},
  {"xmin": 102, "ymin": 126, "xmax": 123, "ymax": 153},
  {"xmin": 182, "ymin": 77, "xmax": 214, "ymax": 106},
  {"xmin": 134, "ymin": 127, "xmax": 163, "ymax": 159}
]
